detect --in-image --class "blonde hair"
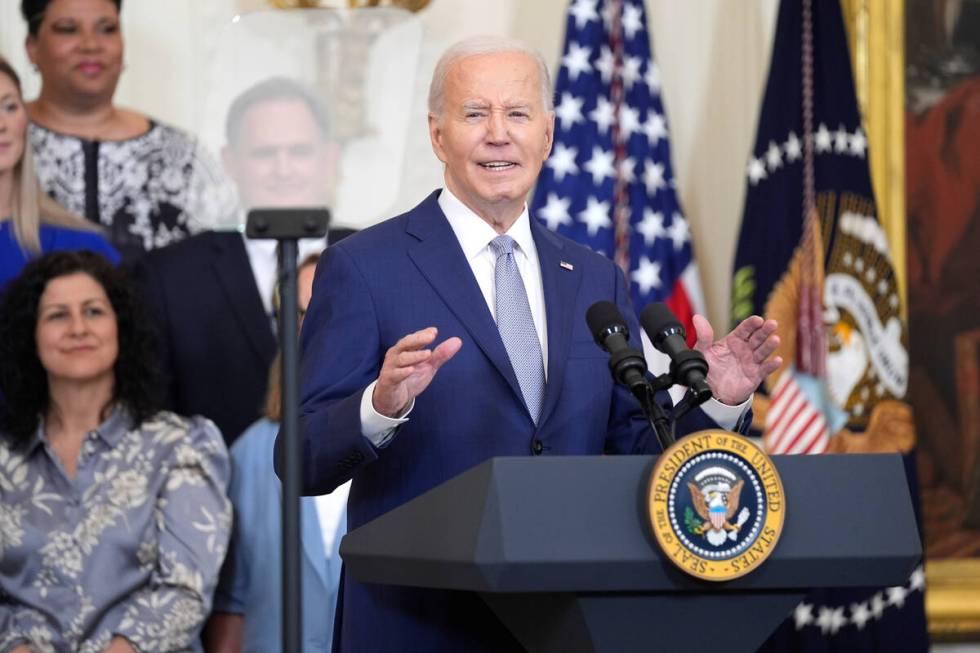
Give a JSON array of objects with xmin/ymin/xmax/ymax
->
[
  {"xmin": 263, "ymin": 252, "xmax": 322, "ymax": 422},
  {"xmin": 1, "ymin": 58, "xmax": 101, "ymax": 254}
]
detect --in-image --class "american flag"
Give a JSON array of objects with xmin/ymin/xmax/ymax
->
[
  {"xmin": 531, "ymin": 0, "xmax": 704, "ymax": 339},
  {"xmin": 765, "ymin": 365, "xmax": 832, "ymax": 454}
]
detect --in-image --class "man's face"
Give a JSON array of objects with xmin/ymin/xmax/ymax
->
[
  {"xmin": 428, "ymin": 51, "xmax": 554, "ymax": 227},
  {"xmin": 223, "ymin": 98, "xmax": 334, "ymax": 209}
]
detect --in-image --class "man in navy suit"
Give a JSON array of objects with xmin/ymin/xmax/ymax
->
[{"xmin": 288, "ymin": 36, "xmax": 781, "ymax": 652}]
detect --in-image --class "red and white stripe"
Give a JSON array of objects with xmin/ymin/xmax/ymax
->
[
  {"xmin": 666, "ymin": 264, "xmax": 706, "ymax": 348},
  {"xmin": 764, "ymin": 370, "xmax": 830, "ymax": 454}
]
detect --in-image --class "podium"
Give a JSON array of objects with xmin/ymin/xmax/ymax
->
[{"xmin": 341, "ymin": 454, "xmax": 921, "ymax": 652}]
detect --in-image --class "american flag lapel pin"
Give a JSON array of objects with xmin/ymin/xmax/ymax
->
[{"xmin": 560, "ymin": 261, "xmax": 574, "ymax": 271}]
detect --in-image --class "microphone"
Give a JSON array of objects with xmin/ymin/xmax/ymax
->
[
  {"xmin": 640, "ymin": 303, "xmax": 713, "ymax": 403},
  {"xmin": 587, "ymin": 300, "xmax": 675, "ymax": 450},
  {"xmin": 585, "ymin": 301, "xmax": 649, "ymax": 396}
]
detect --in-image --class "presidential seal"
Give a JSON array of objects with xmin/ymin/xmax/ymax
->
[{"xmin": 648, "ymin": 430, "xmax": 785, "ymax": 581}]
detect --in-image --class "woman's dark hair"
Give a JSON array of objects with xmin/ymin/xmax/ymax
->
[
  {"xmin": 0, "ymin": 58, "xmax": 23, "ymax": 92},
  {"xmin": 22, "ymin": 0, "xmax": 123, "ymax": 36},
  {"xmin": 0, "ymin": 250, "xmax": 161, "ymax": 442}
]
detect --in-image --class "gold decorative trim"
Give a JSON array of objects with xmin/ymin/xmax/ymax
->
[
  {"xmin": 268, "ymin": 0, "xmax": 320, "ymax": 7},
  {"xmin": 926, "ymin": 559, "xmax": 980, "ymax": 640},
  {"xmin": 840, "ymin": 0, "xmax": 906, "ymax": 318},
  {"xmin": 267, "ymin": 0, "xmax": 431, "ymax": 10}
]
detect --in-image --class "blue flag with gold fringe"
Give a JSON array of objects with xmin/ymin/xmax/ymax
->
[{"xmin": 732, "ymin": 0, "xmax": 928, "ymax": 650}]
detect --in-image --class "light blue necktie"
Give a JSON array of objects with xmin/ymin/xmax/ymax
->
[{"xmin": 489, "ymin": 235, "xmax": 545, "ymax": 424}]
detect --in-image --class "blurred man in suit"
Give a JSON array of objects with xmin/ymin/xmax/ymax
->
[
  {"xmin": 285, "ymin": 37, "xmax": 780, "ymax": 652},
  {"xmin": 141, "ymin": 77, "xmax": 348, "ymax": 444}
]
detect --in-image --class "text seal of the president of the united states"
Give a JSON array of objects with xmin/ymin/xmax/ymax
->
[{"xmin": 648, "ymin": 430, "xmax": 786, "ymax": 581}]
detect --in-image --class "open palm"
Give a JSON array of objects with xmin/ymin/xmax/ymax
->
[{"xmin": 693, "ymin": 314, "xmax": 782, "ymax": 405}]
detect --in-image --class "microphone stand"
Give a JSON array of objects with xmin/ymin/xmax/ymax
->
[
  {"xmin": 607, "ymin": 345, "xmax": 675, "ymax": 451},
  {"xmin": 246, "ymin": 207, "xmax": 329, "ymax": 653},
  {"xmin": 640, "ymin": 373, "xmax": 676, "ymax": 451},
  {"xmin": 630, "ymin": 371, "xmax": 714, "ymax": 453},
  {"xmin": 641, "ymin": 372, "xmax": 714, "ymax": 452}
]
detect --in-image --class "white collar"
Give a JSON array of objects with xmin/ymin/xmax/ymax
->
[{"xmin": 437, "ymin": 187, "xmax": 536, "ymax": 262}]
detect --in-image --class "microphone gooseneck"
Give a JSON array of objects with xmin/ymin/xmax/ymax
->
[
  {"xmin": 640, "ymin": 303, "xmax": 713, "ymax": 408},
  {"xmin": 586, "ymin": 301, "xmax": 675, "ymax": 450}
]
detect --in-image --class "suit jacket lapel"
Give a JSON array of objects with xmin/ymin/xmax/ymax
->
[
  {"xmin": 533, "ymin": 220, "xmax": 582, "ymax": 428},
  {"xmin": 210, "ymin": 234, "xmax": 276, "ymax": 365},
  {"xmin": 406, "ymin": 193, "xmax": 527, "ymax": 411}
]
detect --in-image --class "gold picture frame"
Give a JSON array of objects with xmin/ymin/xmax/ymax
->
[
  {"xmin": 843, "ymin": 0, "xmax": 980, "ymax": 640},
  {"xmin": 927, "ymin": 559, "xmax": 980, "ymax": 640}
]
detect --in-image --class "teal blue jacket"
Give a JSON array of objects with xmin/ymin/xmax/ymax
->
[{"xmin": 214, "ymin": 418, "xmax": 345, "ymax": 652}]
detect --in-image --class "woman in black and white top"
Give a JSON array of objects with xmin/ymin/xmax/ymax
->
[{"xmin": 21, "ymin": 0, "xmax": 234, "ymax": 260}]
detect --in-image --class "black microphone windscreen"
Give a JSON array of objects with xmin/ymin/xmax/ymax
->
[
  {"xmin": 640, "ymin": 302, "xmax": 683, "ymax": 338},
  {"xmin": 585, "ymin": 301, "xmax": 625, "ymax": 341}
]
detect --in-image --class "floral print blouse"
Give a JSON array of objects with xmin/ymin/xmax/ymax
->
[
  {"xmin": 29, "ymin": 121, "xmax": 237, "ymax": 261},
  {"xmin": 0, "ymin": 409, "xmax": 231, "ymax": 653}
]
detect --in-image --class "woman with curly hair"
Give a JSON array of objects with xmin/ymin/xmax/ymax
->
[{"xmin": 0, "ymin": 251, "xmax": 231, "ymax": 652}]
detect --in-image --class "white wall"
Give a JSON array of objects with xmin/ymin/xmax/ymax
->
[{"xmin": 0, "ymin": 0, "xmax": 780, "ymax": 329}]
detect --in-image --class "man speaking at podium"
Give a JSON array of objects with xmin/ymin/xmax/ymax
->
[{"xmin": 281, "ymin": 36, "xmax": 780, "ymax": 653}]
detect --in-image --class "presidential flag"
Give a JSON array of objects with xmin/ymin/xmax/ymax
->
[
  {"xmin": 531, "ymin": 0, "xmax": 704, "ymax": 341},
  {"xmin": 733, "ymin": 0, "xmax": 928, "ymax": 650}
]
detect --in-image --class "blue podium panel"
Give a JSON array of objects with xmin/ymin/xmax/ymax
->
[
  {"xmin": 481, "ymin": 592, "xmax": 805, "ymax": 653},
  {"xmin": 342, "ymin": 454, "xmax": 920, "ymax": 592},
  {"xmin": 341, "ymin": 454, "xmax": 921, "ymax": 652}
]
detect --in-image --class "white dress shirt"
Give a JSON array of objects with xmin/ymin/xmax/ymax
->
[
  {"xmin": 313, "ymin": 480, "xmax": 351, "ymax": 553},
  {"xmin": 243, "ymin": 232, "xmax": 326, "ymax": 318},
  {"xmin": 438, "ymin": 188, "xmax": 548, "ymax": 370},
  {"xmin": 359, "ymin": 188, "xmax": 748, "ymax": 445}
]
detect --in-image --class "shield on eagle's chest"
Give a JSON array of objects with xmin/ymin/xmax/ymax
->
[{"xmin": 709, "ymin": 506, "xmax": 726, "ymax": 530}]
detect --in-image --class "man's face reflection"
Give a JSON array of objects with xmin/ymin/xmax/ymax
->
[{"xmin": 223, "ymin": 98, "xmax": 334, "ymax": 209}]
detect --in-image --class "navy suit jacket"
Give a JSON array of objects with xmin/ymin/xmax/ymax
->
[
  {"xmin": 140, "ymin": 231, "xmax": 276, "ymax": 445},
  {"xmin": 138, "ymin": 228, "xmax": 354, "ymax": 445},
  {"xmin": 286, "ymin": 190, "xmax": 736, "ymax": 652}
]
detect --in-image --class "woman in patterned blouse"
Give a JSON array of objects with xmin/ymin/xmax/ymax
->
[
  {"xmin": 0, "ymin": 251, "xmax": 232, "ymax": 652},
  {"xmin": 21, "ymin": 0, "xmax": 234, "ymax": 260}
]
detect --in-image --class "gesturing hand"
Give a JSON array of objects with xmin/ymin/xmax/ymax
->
[
  {"xmin": 372, "ymin": 327, "xmax": 462, "ymax": 418},
  {"xmin": 693, "ymin": 314, "xmax": 782, "ymax": 406}
]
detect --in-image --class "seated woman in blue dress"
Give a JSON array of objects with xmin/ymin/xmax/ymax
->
[{"xmin": 0, "ymin": 57, "xmax": 118, "ymax": 289}]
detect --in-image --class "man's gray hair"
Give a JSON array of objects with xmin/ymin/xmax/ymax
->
[{"xmin": 428, "ymin": 36, "xmax": 554, "ymax": 116}]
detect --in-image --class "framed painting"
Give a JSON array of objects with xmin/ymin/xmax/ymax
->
[{"xmin": 903, "ymin": 0, "xmax": 980, "ymax": 640}]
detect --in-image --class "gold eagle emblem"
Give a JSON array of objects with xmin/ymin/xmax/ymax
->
[{"xmin": 688, "ymin": 479, "xmax": 744, "ymax": 536}]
